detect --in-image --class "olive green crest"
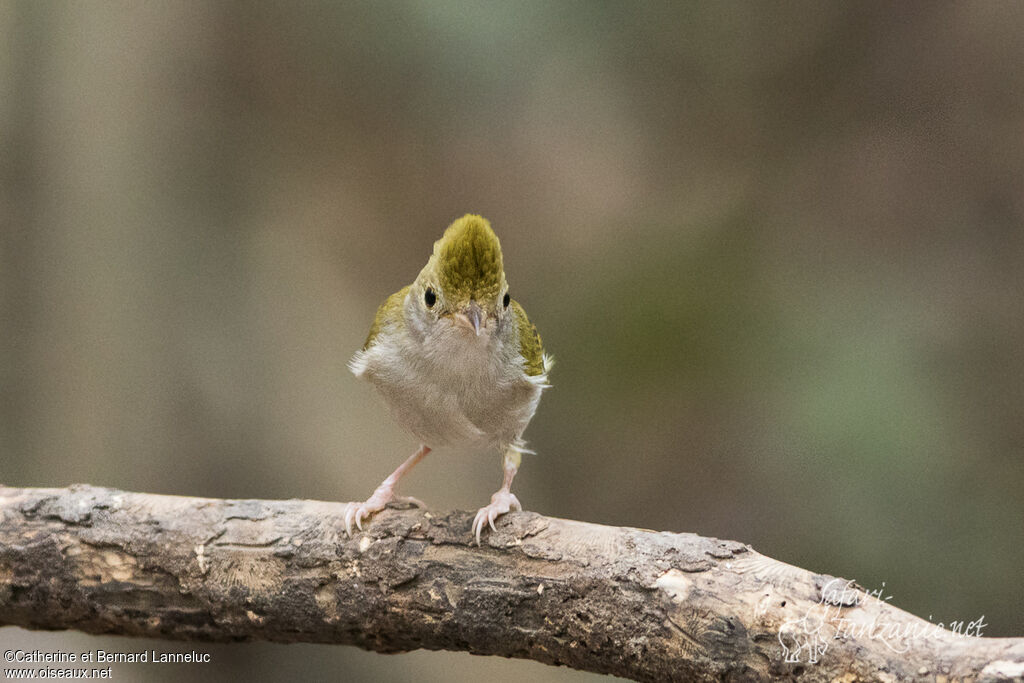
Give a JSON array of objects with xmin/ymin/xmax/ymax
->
[{"xmin": 426, "ymin": 214, "xmax": 507, "ymax": 305}]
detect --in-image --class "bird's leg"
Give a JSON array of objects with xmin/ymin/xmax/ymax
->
[
  {"xmin": 345, "ymin": 444, "xmax": 430, "ymax": 535},
  {"xmin": 472, "ymin": 448, "xmax": 523, "ymax": 545}
]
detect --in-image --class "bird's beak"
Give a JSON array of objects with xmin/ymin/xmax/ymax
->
[{"xmin": 454, "ymin": 301, "xmax": 485, "ymax": 336}]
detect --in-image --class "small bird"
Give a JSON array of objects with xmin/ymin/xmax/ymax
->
[{"xmin": 347, "ymin": 214, "xmax": 551, "ymax": 543}]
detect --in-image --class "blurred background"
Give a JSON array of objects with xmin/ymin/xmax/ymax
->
[{"xmin": 2, "ymin": 1, "xmax": 1023, "ymax": 680}]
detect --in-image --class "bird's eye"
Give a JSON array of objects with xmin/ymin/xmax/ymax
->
[
  {"xmin": 503, "ymin": 292, "xmax": 510, "ymax": 309},
  {"xmin": 424, "ymin": 288, "xmax": 437, "ymax": 308}
]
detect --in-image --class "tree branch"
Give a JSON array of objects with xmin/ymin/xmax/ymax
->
[{"xmin": 0, "ymin": 485, "xmax": 1021, "ymax": 681}]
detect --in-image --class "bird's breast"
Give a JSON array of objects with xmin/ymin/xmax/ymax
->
[{"xmin": 355, "ymin": 325, "xmax": 541, "ymax": 450}]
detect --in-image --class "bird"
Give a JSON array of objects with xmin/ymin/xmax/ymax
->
[{"xmin": 347, "ymin": 214, "xmax": 551, "ymax": 543}]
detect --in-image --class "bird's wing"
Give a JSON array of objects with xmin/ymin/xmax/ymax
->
[
  {"xmin": 509, "ymin": 298, "xmax": 546, "ymax": 377},
  {"xmin": 362, "ymin": 285, "xmax": 410, "ymax": 350}
]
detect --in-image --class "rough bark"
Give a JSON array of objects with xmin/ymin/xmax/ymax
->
[{"xmin": 0, "ymin": 485, "xmax": 1021, "ymax": 682}]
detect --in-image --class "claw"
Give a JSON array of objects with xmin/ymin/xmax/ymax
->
[
  {"xmin": 345, "ymin": 491, "xmax": 427, "ymax": 537},
  {"xmin": 344, "ymin": 502, "xmax": 365, "ymax": 537},
  {"xmin": 472, "ymin": 490, "xmax": 521, "ymax": 545}
]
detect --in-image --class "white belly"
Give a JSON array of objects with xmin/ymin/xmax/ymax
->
[{"xmin": 350, "ymin": 325, "xmax": 545, "ymax": 452}]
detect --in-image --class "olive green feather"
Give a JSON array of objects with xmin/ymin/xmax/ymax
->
[
  {"xmin": 510, "ymin": 299, "xmax": 545, "ymax": 376},
  {"xmin": 363, "ymin": 285, "xmax": 409, "ymax": 350},
  {"xmin": 430, "ymin": 215, "xmax": 506, "ymax": 305}
]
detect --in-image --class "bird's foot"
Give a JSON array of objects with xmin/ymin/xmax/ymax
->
[
  {"xmin": 472, "ymin": 490, "xmax": 521, "ymax": 545},
  {"xmin": 344, "ymin": 488, "xmax": 426, "ymax": 536}
]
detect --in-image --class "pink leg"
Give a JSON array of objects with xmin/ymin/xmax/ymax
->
[
  {"xmin": 345, "ymin": 444, "xmax": 430, "ymax": 535},
  {"xmin": 472, "ymin": 448, "xmax": 523, "ymax": 545}
]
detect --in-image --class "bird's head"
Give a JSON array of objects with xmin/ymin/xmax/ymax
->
[{"xmin": 412, "ymin": 214, "xmax": 510, "ymax": 338}]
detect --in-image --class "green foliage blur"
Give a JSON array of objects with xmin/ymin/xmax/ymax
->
[{"xmin": 2, "ymin": 2, "xmax": 1022, "ymax": 681}]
